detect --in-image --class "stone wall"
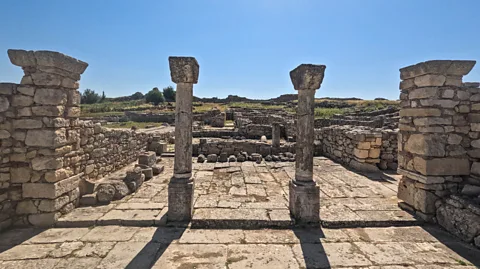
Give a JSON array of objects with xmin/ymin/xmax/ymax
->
[
  {"xmin": 125, "ymin": 111, "xmax": 175, "ymax": 123},
  {"xmin": 193, "ymin": 138, "xmax": 295, "ymax": 157},
  {"xmin": 379, "ymin": 129, "xmax": 398, "ymax": 170},
  {"xmin": 314, "ymin": 125, "xmax": 383, "ymax": 172},
  {"xmin": 396, "ymin": 59, "xmax": 480, "ymax": 247},
  {"xmin": 314, "ymin": 117, "xmax": 384, "ymax": 128},
  {"xmin": 0, "ymin": 83, "xmax": 20, "ymax": 231},
  {"xmin": 0, "ymin": 49, "xmax": 89, "ymax": 228}
]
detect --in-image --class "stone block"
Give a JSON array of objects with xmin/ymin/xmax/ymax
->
[
  {"xmin": 168, "ymin": 56, "xmax": 199, "ymax": 84},
  {"xmin": 408, "ymin": 87, "xmax": 438, "ymax": 99},
  {"xmin": 414, "ymin": 75, "xmax": 446, "ymax": 87},
  {"xmin": 13, "ymin": 119, "xmax": 42, "ymax": 129},
  {"xmin": 11, "ymin": 95, "xmax": 33, "ymax": 107},
  {"xmin": 44, "ymin": 168, "xmax": 70, "ymax": 183},
  {"xmin": 38, "ymin": 195, "xmax": 70, "ymax": 212},
  {"xmin": 0, "ymin": 96, "xmax": 9, "ymax": 112},
  {"xmin": 65, "ymin": 107, "xmax": 80, "ymax": 117},
  {"xmin": 124, "ymin": 167, "xmax": 145, "ymax": 192},
  {"xmin": 34, "ymin": 88, "xmax": 67, "ymax": 105},
  {"xmin": 31, "ymin": 156, "xmax": 63, "ymax": 171},
  {"xmin": 10, "ymin": 166, "xmax": 31, "ymax": 183},
  {"xmin": 397, "ymin": 177, "xmax": 438, "ymax": 214},
  {"xmin": 23, "ymin": 174, "xmax": 81, "ymax": 199},
  {"xmin": 446, "ymin": 60, "xmax": 476, "ymax": 76},
  {"xmin": 138, "ymin": 151, "xmax": 156, "ymax": 167},
  {"xmin": 399, "ymin": 108, "xmax": 441, "ymax": 117},
  {"xmin": 404, "ymin": 134, "xmax": 446, "ymax": 157},
  {"xmin": 289, "ymin": 64, "xmax": 326, "ymax": 91},
  {"xmin": 353, "ymin": 148, "xmax": 369, "ymax": 159},
  {"xmin": 152, "ymin": 165, "xmax": 164, "ymax": 175},
  {"xmin": 168, "ymin": 179, "xmax": 194, "ymax": 222},
  {"xmin": 413, "ymin": 156, "xmax": 470, "ymax": 176},
  {"xmin": 32, "ymin": 106, "xmax": 64, "ymax": 116},
  {"xmin": 31, "ymin": 50, "xmax": 88, "ymax": 74},
  {"xmin": 28, "ymin": 212, "xmax": 60, "ymax": 227},
  {"xmin": 289, "ymin": 181, "xmax": 320, "ymax": 225},
  {"xmin": 7, "ymin": 49, "xmax": 36, "ymax": 67}
]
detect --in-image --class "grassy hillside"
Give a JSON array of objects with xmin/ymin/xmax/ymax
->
[{"xmin": 81, "ymin": 99, "xmax": 399, "ymax": 119}]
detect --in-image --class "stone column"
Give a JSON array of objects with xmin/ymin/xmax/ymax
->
[
  {"xmin": 167, "ymin": 56, "xmax": 199, "ymax": 222},
  {"xmin": 397, "ymin": 60, "xmax": 476, "ymax": 221},
  {"xmin": 272, "ymin": 123, "xmax": 281, "ymax": 148},
  {"xmin": 289, "ymin": 64, "xmax": 326, "ymax": 224}
]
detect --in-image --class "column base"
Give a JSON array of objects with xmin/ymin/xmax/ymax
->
[
  {"xmin": 289, "ymin": 180, "xmax": 320, "ymax": 225},
  {"xmin": 168, "ymin": 178, "xmax": 194, "ymax": 222}
]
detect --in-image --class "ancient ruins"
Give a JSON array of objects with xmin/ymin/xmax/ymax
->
[{"xmin": 1, "ymin": 49, "xmax": 480, "ymax": 268}]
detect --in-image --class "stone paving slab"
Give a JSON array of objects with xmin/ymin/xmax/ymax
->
[
  {"xmin": 0, "ymin": 225, "xmax": 478, "ymax": 268},
  {"xmin": 56, "ymin": 156, "xmax": 417, "ymax": 229}
]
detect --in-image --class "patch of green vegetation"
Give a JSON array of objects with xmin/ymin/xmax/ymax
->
[
  {"xmin": 105, "ymin": 121, "xmax": 164, "ymax": 129},
  {"xmin": 456, "ymin": 259, "xmax": 468, "ymax": 266},
  {"xmin": 228, "ymin": 102, "xmax": 284, "ymax": 110},
  {"xmin": 314, "ymin": 107, "xmax": 346, "ymax": 119}
]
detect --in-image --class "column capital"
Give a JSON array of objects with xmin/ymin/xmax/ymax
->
[
  {"xmin": 168, "ymin": 56, "xmax": 199, "ymax": 84},
  {"xmin": 290, "ymin": 64, "xmax": 326, "ymax": 91}
]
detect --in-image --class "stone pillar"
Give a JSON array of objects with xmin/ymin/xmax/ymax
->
[
  {"xmin": 167, "ymin": 56, "xmax": 199, "ymax": 222},
  {"xmin": 6, "ymin": 49, "xmax": 87, "ymax": 226},
  {"xmin": 397, "ymin": 60, "xmax": 476, "ymax": 221},
  {"xmin": 288, "ymin": 64, "xmax": 326, "ymax": 225},
  {"xmin": 272, "ymin": 122, "xmax": 281, "ymax": 148}
]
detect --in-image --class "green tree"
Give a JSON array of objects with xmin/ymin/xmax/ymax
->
[
  {"xmin": 145, "ymin": 87, "xmax": 165, "ymax": 106},
  {"xmin": 81, "ymin": 89, "xmax": 101, "ymax": 104},
  {"xmin": 162, "ymin": 86, "xmax": 176, "ymax": 102},
  {"xmin": 131, "ymin": 92, "xmax": 144, "ymax": 100},
  {"xmin": 100, "ymin": 91, "xmax": 106, "ymax": 102}
]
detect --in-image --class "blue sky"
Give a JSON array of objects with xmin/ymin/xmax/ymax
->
[{"xmin": 0, "ymin": 0, "xmax": 479, "ymax": 100}]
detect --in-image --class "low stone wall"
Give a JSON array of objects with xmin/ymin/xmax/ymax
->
[
  {"xmin": 239, "ymin": 124, "xmax": 272, "ymax": 139},
  {"xmin": 193, "ymin": 138, "xmax": 295, "ymax": 157},
  {"xmin": 0, "ymin": 83, "xmax": 19, "ymax": 231},
  {"xmin": 435, "ymin": 195, "xmax": 480, "ymax": 247},
  {"xmin": 193, "ymin": 129, "xmax": 238, "ymax": 138},
  {"xmin": 124, "ymin": 111, "xmax": 175, "ymax": 123},
  {"xmin": 73, "ymin": 121, "xmax": 160, "ymax": 181},
  {"xmin": 314, "ymin": 125, "xmax": 383, "ymax": 172},
  {"xmin": 314, "ymin": 117, "xmax": 384, "ymax": 128},
  {"xmin": 379, "ymin": 129, "xmax": 399, "ymax": 170}
]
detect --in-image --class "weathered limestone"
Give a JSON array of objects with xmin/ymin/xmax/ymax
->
[
  {"xmin": 397, "ymin": 60, "xmax": 477, "ymax": 223},
  {"xmin": 168, "ymin": 56, "xmax": 199, "ymax": 222},
  {"xmin": 289, "ymin": 64, "xmax": 325, "ymax": 224},
  {"xmin": 0, "ymin": 49, "xmax": 88, "ymax": 228},
  {"xmin": 272, "ymin": 122, "xmax": 281, "ymax": 147}
]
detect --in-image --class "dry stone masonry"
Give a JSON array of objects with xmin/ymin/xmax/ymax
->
[
  {"xmin": 396, "ymin": 60, "xmax": 480, "ymax": 247},
  {"xmin": 0, "ymin": 50, "xmax": 88, "ymax": 228},
  {"xmin": 315, "ymin": 125, "xmax": 382, "ymax": 172},
  {"xmin": 0, "ymin": 49, "xmax": 170, "ymax": 231}
]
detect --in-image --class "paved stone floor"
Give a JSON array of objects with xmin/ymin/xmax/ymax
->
[
  {"xmin": 0, "ymin": 225, "xmax": 479, "ymax": 268},
  {"xmin": 4, "ymin": 156, "xmax": 480, "ymax": 268},
  {"xmin": 57, "ymin": 157, "xmax": 416, "ymax": 228}
]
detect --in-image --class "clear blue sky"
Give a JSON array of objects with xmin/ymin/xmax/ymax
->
[{"xmin": 1, "ymin": 0, "xmax": 479, "ymax": 100}]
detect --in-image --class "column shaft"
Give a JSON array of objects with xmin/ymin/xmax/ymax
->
[
  {"xmin": 173, "ymin": 82, "xmax": 193, "ymax": 179},
  {"xmin": 272, "ymin": 123, "xmax": 281, "ymax": 148},
  {"xmin": 295, "ymin": 89, "xmax": 316, "ymax": 182}
]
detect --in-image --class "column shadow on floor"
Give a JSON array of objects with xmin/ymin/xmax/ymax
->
[
  {"xmin": 293, "ymin": 228, "xmax": 331, "ymax": 269},
  {"xmin": 0, "ymin": 227, "xmax": 45, "ymax": 253},
  {"xmin": 125, "ymin": 225, "xmax": 187, "ymax": 269}
]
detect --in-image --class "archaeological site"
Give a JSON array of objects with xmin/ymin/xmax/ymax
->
[{"xmin": 1, "ymin": 49, "xmax": 480, "ymax": 268}]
